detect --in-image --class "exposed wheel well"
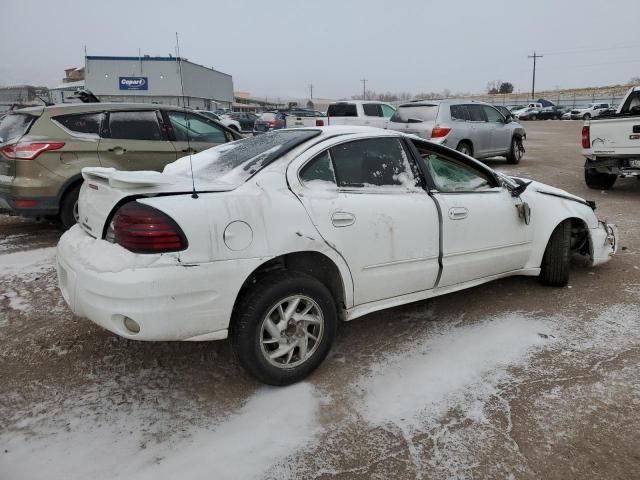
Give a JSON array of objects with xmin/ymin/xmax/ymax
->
[
  {"xmin": 566, "ymin": 217, "xmax": 591, "ymax": 257},
  {"xmin": 59, "ymin": 177, "xmax": 84, "ymax": 210},
  {"xmin": 232, "ymin": 251, "xmax": 347, "ymax": 323}
]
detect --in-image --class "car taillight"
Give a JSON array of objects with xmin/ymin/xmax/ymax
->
[
  {"xmin": 106, "ymin": 201, "xmax": 188, "ymax": 254},
  {"xmin": 316, "ymin": 119, "xmax": 324, "ymax": 126},
  {"xmin": 431, "ymin": 127, "xmax": 452, "ymax": 138},
  {"xmin": 268, "ymin": 119, "xmax": 278, "ymax": 127},
  {"xmin": 1, "ymin": 142, "xmax": 65, "ymax": 160},
  {"xmin": 581, "ymin": 126, "xmax": 590, "ymax": 149}
]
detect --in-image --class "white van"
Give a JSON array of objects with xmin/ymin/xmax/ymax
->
[{"xmin": 326, "ymin": 101, "xmax": 396, "ymax": 129}]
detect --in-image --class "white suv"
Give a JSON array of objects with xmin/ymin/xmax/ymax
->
[{"xmin": 327, "ymin": 101, "xmax": 396, "ymax": 129}]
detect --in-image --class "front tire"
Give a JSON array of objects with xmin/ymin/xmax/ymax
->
[
  {"xmin": 539, "ymin": 220, "xmax": 571, "ymax": 287},
  {"xmin": 59, "ymin": 184, "xmax": 81, "ymax": 230},
  {"xmin": 531, "ymin": 114, "xmax": 537, "ymax": 121},
  {"xmin": 584, "ymin": 168, "xmax": 617, "ymax": 190},
  {"xmin": 456, "ymin": 141, "xmax": 473, "ymax": 157},
  {"xmin": 583, "ymin": 113, "xmax": 591, "ymax": 120},
  {"xmin": 506, "ymin": 137, "xmax": 523, "ymax": 164},
  {"xmin": 231, "ymin": 271, "xmax": 337, "ymax": 385}
]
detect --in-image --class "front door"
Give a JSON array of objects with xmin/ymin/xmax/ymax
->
[
  {"xmin": 466, "ymin": 104, "xmax": 492, "ymax": 157},
  {"xmin": 97, "ymin": 110, "xmax": 177, "ymax": 172},
  {"xmin": 483, "ymin": 105, "xmax": 511, "ymax": 154},
  {"xmin": 290, "ymin": 136, "xmax": 441, "ymax": 305},
  {"xmin": 415, "ymin": 144, "xmax": 531, "ymax": 287}
]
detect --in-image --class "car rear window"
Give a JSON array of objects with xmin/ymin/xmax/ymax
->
[
  {"xmin": 260, "ymin": 113, "xmax": 278, "ymax": 121},
  {"xmin": 390, "ymin": 105, "xmax": 438, "ymax": 123},
  {"xmin": 164, "ymin": 129, "xmax": 321, "ymax": 185},
  {"xmin": 52, "ymin": 113, "xmax": 102, "ymax": 137},
  {"xmin": 0, "ymin": 113, "xmax": 36, "ymax": 143},
  {"xmin": 327, "ymin": 104, "xmax": 357, "ymax": 117}
]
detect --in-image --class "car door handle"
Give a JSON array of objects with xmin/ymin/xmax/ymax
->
[
  {"xmin": 107, "ymin": 146, "xmax": 127, "ymax": 154},
  {"xmin": 181, "ymin": 148, "xmax": 198, "ymax": 154},
  {"xmin": 332, "ymin": 212, "xmax": 356, "ymax": 227},
  {"xmin": 448, "ymin": 207, "xmax": 468, "ymax": 220}
]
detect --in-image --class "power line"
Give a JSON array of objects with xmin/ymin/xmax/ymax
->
[{"xmin": 528, "ymin": 51, "xmax": 543, "ymax": 99}]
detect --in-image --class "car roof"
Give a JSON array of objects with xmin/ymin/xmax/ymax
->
[
  {"xmin": 329, "ymin": 100, "xmax": 393, "ymax": 106},
  {"xmin": 12, "ymin": 102, "xmax": 194, "ymax": 116},
  {"xmin": 396, "ymin": 99, "xmax": 494, "ymax": 108}
]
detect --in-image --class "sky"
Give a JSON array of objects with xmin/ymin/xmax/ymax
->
[{"xmin": 1, "ymin": 0, "xmax": 639, "ymax": 100}]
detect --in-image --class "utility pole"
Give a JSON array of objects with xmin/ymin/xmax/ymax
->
[
  {"xmin": 309, "ymin": 84, "xmax": 313, "ymax": 99},
  {"xmin": 361, "ymin": 79, "xmax": 367, "ymax": 100},
  {"xmin": 528, "ymin": 51, "xmax": 543, "ymax": 100}
]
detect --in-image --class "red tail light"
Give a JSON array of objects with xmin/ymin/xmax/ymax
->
[
  {"xmin": 106, "ymin": 201, "xmax": 188, "ymax": 253},
  {"xmin": 581, "ymin": 126, "xmax": 590, "ymax": 149},
  {"xmin": 431, "ymin": 127, "xmax": 452, "ymax": 138},
  {"xmin": 315, "ymin": 119, "xmax": 325, "ymax": 126},
  {"xmin": 1, "ymin": 142, "xmax": 65, "ymax": 160},
  {"xmin": 268, "ymin": 119, "xmax": 278, "ymax": 127}
]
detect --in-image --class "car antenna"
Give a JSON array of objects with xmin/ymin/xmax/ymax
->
[{"xmin": 175, "ymin": 32, "xmax": 198, "ymax": 199}]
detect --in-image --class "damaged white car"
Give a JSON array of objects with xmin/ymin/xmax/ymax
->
[{"xmin": 56, "ymin": 126, "xmax": 618, "ymax": 385}]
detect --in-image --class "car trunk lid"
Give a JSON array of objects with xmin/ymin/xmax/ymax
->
[{"xmin": 78, "ymin": 167, "xmax": 235, "ymax": 238}]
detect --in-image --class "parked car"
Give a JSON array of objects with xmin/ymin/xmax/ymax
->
[
  {"xmin": 253, "ymin": 110, "xmax": 327, "ymax": 134},
  {"xmin": 226, "ymin": 112, "xmax": 259, "ymax": 132},
  {"xmin": 515, "ymin": 107, "xmax": 542, "ymax": 121},
  {"xmin": 326, "ymin": 101, "xmax": 396, "ymax": 129},
  {"xmin": 386, "ymin": 100, "xmax": 526, "ymax": 163},
  {"xmin": 0, "ymin": 103, "xmax": 242, "ymax": 228},
  {"xmin": 193, "ymin": 110, "xmax": 242, "ymax": 132},
  {"xmin": 56, "ymin": 126, "xmax": 617, "ymax": 385},
  {"xmin": 509, "ymin": 105, "xmax": 527, "ymax": 112},
  {"xmin": 570, "ymin": 103, "xmax": 610, "ymax": 120},
  {"xmin": 495, "ymin": 105, "xmax": 514, "ymax": 118},
  {"xmin": 582, "ymin": 86, "xmax": 640, "ymax": 189},
  {"xmin": 537, "ymin": 106, "xmax": 567, "ymax": 120}
]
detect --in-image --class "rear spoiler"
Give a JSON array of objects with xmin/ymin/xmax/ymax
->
[{"xmin": 82, "ymin": 167, "xmax": 175, "ymax": 189}]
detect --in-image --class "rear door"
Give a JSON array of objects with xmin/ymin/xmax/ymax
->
[
  {"xmin": 165, "ymin": 110, "xmax": 232, "ymax": 157},
  {"xmin": 98, "ymin": 110, "xmax": 177, "ymax": 172},
  {"xmin": 466, "ymin": 104, "xmax": 491, "ymax": 157},
  {"xmin": 362, "ymin": 103, "xmax": 385, "ymax": 128},
  {"xmin": 289, "ymin": 136, "xmax": 440, "ymax": 305}
]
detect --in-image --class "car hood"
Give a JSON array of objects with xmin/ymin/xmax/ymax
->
[{"xmin": 512, "ymin": 176, "xmax": 589, "ymax": 204}]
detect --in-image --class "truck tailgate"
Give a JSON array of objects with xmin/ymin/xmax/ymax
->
[{"xmin": 589, "ymin": 117, "xmax": 640, "ymax": 155}]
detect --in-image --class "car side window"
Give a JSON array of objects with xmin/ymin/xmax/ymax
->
[
  {"xmin": 483, "ymin": 106, "xmax": 503, "ymax": 123},
  {"xmin": 381, "ymin": 104, "xmax": 395, "ymax": 118},
  {"xmin": 107, "ymin": 111, "xmax": 162, "ymax": 141},
  {"xmin": 466, "ymin": 104, "xmax": 486, "ymax": 122},
  {"xmin": 330, "ymin": 137, "xmax": 420, "ymax": 189},
  {"xmin": 53, "ymin": 113, "xmax": 103, "ymax": 137},
  {"xmin": 299, "ymin": 150, "xmax": 337, "ymax": 187},
  {"xmin": 363, "ymin": 103, "xmax": 382, "ymax": 117},
  {"xmin": 450, "ymin": 105, "xmax": 469, "ymax": 121},
  {"xmin": 426, "ymin": 154, "xmax": 493, "ymax": 192},
  {"xmin": 168, "ymin": 111, "xmax": 228, "ymax": 143}
]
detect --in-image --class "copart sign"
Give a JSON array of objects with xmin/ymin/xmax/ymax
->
[{"xmin": 119, "ymin": 77, "xmax": 148, "ymax": 91}]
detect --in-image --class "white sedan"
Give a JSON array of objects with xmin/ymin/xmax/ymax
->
[{"xmin": 56, "ymin": 126, "xmax": 618, "ymax": 385}]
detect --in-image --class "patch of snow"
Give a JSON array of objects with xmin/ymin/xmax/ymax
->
[
  {"xmin": 357, "ymin": 314, "xmax": 551, "ymax": 429},
  {"xmin": 0, "ymin": 246, "xmax": 56, "ymax": 278},
  {"xmin": 1, "ymin": 383, "xmax": 322, "ymax": 480}
]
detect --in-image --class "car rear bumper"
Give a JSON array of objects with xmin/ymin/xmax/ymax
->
[
  {"xmin": 56, "ymin": 226, "xmax": 266, "ymax": 342},
  {"xmin": 0, "ymin": 190, "xmax": 59, "ymax": 216},
  {"xmin": 584, "ymin": 157, "xmax": 640, "ymax": 175}
]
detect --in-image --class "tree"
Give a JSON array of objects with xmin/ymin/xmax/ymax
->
[
  {"xmin": 499, "ymin": 82, "xmax": 514, "ymax": 94},
  {"xmin": 630, "ymin": 76, "xmax": 640, "ymax": 85},
  {"xmin": 486, "ymin": 80, "xmax": 501, "ymax": 94}
]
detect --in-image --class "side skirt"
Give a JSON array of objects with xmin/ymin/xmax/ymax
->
[{"xmin": 345, "ymin": 267, "xmax": 541, "ymax": 322}]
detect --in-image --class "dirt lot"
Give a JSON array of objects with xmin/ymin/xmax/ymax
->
[{"xmin": 1, "ymin": 120, "xmax": 639, "ymax": 479}]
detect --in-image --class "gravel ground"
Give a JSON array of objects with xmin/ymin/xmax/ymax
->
[{"xmin": 1, "ymin": 120, "xmax": 639, "ymax": 479}]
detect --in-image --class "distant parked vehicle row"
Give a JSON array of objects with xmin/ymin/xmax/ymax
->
[
  {"xmin": 386, "ymin": 100, "xmax": 525, "ymax": 163},
  {"xmin": 326, "ymin": 101, "xmax": 396, "ymax": 129},
  {"xmin": 253, "ymin": 109, "xmax": 327, "ymax": 134},
  {"xmin": 194, "ymin": 110, "xmax": 242, "ymax": 132}
]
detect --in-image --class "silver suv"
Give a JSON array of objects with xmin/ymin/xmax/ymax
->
[{"xmin": 386, "ymin": 100, "xmax": 526, "ymax": 164}]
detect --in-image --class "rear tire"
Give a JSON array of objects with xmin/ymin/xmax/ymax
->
[
  {"xmin": 231, "ymin": 271, "xmax": 337, "ymax": 385},
  {"xmin": 59, "ymin": 184, "xmax": 81, "ymax": 230},
  {"xmin": 539, "ymin": 220, "xmax": 571, "ymax": 287},
  {"xmin": 531, "ymin": 114, "xmax": 537, "ymax": 121},
  {"xmin": 456, "ymin": 141, "xmax": 473, "ymax": 157},
  {"xmin": 584, "ymin": 168, "xmax": 617, "ymax": 190},
  {"xmin": 506, "ymin": 137, "xmax": 523, "ymax": 164},
  {"xmin": 583, "ymin": 113, "xmax": 591, "ymax": 120}
]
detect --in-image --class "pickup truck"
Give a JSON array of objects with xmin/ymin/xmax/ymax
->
[{"xmin": 582, "ymin": 86, "xmax": 640, "ymax": 189}]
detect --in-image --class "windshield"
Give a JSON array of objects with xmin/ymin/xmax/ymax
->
[
  {"xmin": 259, "ymin": 113, "xmax": 278, "ymax": 121},
  {"xmin": 0, "ymin": 113, "xmax": 36, "ymax": 143},
  {"xmin": 390, "ymin": 105, "xmax": 438, "ymax": 123},
  {"xmin": 163, "ymin": 129, "xmax": 321, "ymax": 185}
]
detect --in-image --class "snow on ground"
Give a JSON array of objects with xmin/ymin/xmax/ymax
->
[
  {"xmin": 1, "ymin": 381, "xmax": 323, "ymax": 480},
  {"xmin": 0, "ymin": 246, "xmax": 56, "ymax": 279},
  {"xmin": 356, "ymin": 314, "xmax": 552, "ymax": 429}
]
